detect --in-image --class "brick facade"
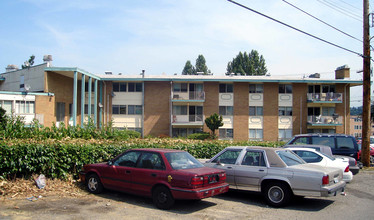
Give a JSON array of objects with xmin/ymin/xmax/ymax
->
[
  {"xmin": 234, "ymin": 82, "xmax": 249, "ymax": 141},
  {"xmin": 263, "ymin": 83, "xmax": 279, "ymax": 141}
]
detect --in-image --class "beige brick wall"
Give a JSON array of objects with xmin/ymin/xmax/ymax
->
[
  {"xmin": 144, "ymin": 81, "xmax": 170, "ymax": 137},
  {"xmin": 292, "ymin": 83, "xmax": 308, "ymax": 135},
  {"xmin": 336, "ymin": 83, "xmax": 350, "ymax": 134},
  {"xmin": 35, "ymin": 95, "xmax": 55, "ymax": 127},
  {"xmin": 203, "ymin": 82, "xmax": 219, "ymax": 135},
  {"xmin": 234, "ymin": 82, "xmax": 249, "ymax": 140},
  {"xmin": 263, "ymin": 83, "xmax": 279, "ymax": 141}
]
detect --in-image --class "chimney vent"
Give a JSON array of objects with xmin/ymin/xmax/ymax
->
[
  {"xmin": 5, "ymin": 64, "xmax": 19, "ymax": 72},
  {"xmin": 335, "ymin": 65, "xmax": 350, "ymax": 79},
  {"xmin": 43, "ymin": 55, "xmax": 53, "ymax": 67}
]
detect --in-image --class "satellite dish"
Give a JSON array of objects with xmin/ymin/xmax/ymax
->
[{"xmin": 24, "ymin": 84, "xmax": 31, "ymax": 91}]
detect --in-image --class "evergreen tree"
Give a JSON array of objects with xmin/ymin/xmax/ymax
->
[
  {"xmin": 226, "ymin": 50, "xmax": 267, "ymax": 75},
  {"xmin": 205, "ymin": 113, "xmax": 223, "ymax": 139},
  {"xmin": 22, "ymin": 55, "xmax": 35, "ymax": 69},
  {"xmin": 195, "ymin": 54, "xmax": 209, "ymax": 74},
  {"xmin": 182, "ymin": 60, "xmax": 195, "ymax": 75}
]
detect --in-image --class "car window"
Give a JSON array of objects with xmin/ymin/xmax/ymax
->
[
  {"xmin": 311, "ymin": 137, "xmax": 335, "ymax": 149},
  {"xmin": 165, "ymin": 152, "xmax": 203, "ymax": 170},
  {"xmin": 212, "ymin": 149, "xmax": 241, "ymax": 164},
  {"xmin": 336, "ymin": 137, "xmax": 355, "ymax": 150},
  {"xmin": 291, "ymin": 137, "xmax": 308, "ymax": 145},
  {"xmin": 241, "ymin": 151, "xmax": 266, "ymax": 167},
  {"xmin": 276, "ymin": 150, "xmax": 305, "ymax": 166},
  {"xmin": 293, "ymin": 150, "xmax": 323, "ymax": 163},
  {"xmin": 137, "ymin": 152, "xmax": 165, "ymax": 170},
  {"xmin": 113, "ymin": 151, "xmax": 141, "ymax": 167}
]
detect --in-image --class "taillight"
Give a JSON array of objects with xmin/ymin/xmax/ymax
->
[
  {"xmin": 221, "ymin": 173, "xmax": 226, "ymax": 181},
  {"xmin": 322, "ymin": 175, "xmax": 329, "ymax": 185},
  {"xmin": 191, "ymin": 176, "xmax": 204, "ymax": 187},
  {"xmin": 344, "ymin": 165, "xmax": 349, "ymax": 172}
]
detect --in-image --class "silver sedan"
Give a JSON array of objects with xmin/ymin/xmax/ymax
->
[{"xmin": 204, "ymin": 146, "xmax": 346, "ymax": 207}]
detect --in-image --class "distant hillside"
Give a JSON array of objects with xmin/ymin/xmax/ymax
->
[{"xmin": 350, "ymin": 106, "xmax": 362, "ymax": 115}]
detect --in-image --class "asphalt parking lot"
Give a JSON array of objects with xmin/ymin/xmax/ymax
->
[{"xmin": 1, "ymin": 170, "xmax": 374, "ymax": 220}]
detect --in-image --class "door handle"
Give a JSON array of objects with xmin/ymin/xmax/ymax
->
[
  {"xmin": 126, "ymin": 170, "xmax": 131, "ymax": 174},
  {"xmin": 151, "ymin": 173, "xmax": 157, "ymax": 177},
  {"xmin": 259, "ymin": 169, "xmax": 264, "ymax": 172},
  {"xmin": 227, "ymin": 166, "xmax": 233, "ymax": 169}
]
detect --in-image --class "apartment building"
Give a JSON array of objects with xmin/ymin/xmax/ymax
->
[
  {"xmin": 349, "ymin": 115, "xmax": 374, "ymax": 138},
  {"xmin": 0, "ymin": 59, "xmax": 362, "ymax": 141}
]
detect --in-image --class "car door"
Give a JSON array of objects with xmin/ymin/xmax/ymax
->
[
  {"xmin": 103, "ymin": 151, "xmax": 141, "ymax": 192},
  {"xmin": 208, "ymin": 149, "xmax": 243, "ymax": 188},
  {"xmin": 234, "ymin": 150, "xmax": 268, "ymax": 191},
  {"xmin": 130, "ymin": 152, "xmax": 167, "ymax": 196}
]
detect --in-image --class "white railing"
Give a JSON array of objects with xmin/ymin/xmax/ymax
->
[
  {"xmin": 307, "ymin": 93, "xmax": 343, "ymax": 102},
  {"xmin": 307, "ymin": 115, "xmax": 343, "ymax": 125}
]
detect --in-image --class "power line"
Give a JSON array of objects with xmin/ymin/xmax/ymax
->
[
  {"xmin": 336, "ymin": 0, "xmax": 362, "ymax": 12},
  {"xmin": 227, "ymin": 0, "xmax": 363, "ymax": 58},
  {"xmin": 282, "ymin": 0, "xmax": 363, "ymax": 43},
  {"xmin": 316, "ymin": 0, "xmax": 362, "ymax": 22}
]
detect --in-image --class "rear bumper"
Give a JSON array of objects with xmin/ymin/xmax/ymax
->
[
  {"xmin": 343, "ymin": 171, "xmax": 353, "ymax": 183},
  {"xmin": 170, "ymin": 183, "xmax": 229, "ymax": 200},
  {"xmin": 350, "ymin": 166, "xmax": 360, "ymax": 175},
  {"xmin": 321, "ymin": 180, "xmax": 346, "ymax": 197}
]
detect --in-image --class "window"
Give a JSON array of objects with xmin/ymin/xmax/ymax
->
[
  {"xmin": 249, "ymin": 106, "xmax": 263, "ymax": 116},
  {"xmin": 173, "ymin": 83, "xmax": 188, "ymax": 92},
  {"xmin": 219, "ymin": 106, "xmax": 233, "ymax": 115},
  {"xmin": 249, "ymin": 84, "xmax": 263, "ymax": 93},
  {"xmin": 249, "ymin": 129, "xmax": 263, "ymax": 140},
  {"xmin": 2, "ymin": 101, "xmax": 12, "ymax": 114},
  {"xmin": 279, "ymin": 129, "xmax": 292, "ymax": 140},
  {"xmin": 84, "ymin": 104, "xmax": 95, "ymax": 114},
  {"xmin": 165, "ymin": 152, "xmax": 203, "ymax": 170},
  {"xmin": 56, "ymin": 102, "xmax": 65, "ymax": 122},
  {"xmin": 308, "ymin": 107, "xmax": 320, "ymax": 116},
  {"xmin": 293, "ymin": 150, "xmax": 323, "ymax": 163},
  {"xmin": 212, "ymin": 149, "xmax": 241, "ymax": 164},
  {"xmin": 322, "ymin": 85, "xmax": 335, "ymax": 93},
  {"xmin": 279, "ymin": 107, "xmax": 292, "ymax": 116},
  {"xmin": 112, "ymin": 105, "xmax": 127, "ymax": 115},
  {"xmin": 219, "ymin": 84, "xmax": 233, "ymax": 93},
  {"xmin": 308, "ymin": 85, "xmax": 321, "ymax": 93},
  {"xmin": 277, "ymin": 150, "xmax": 305, "ymax": 166},
  {"xmin": 336, "ymin": 137, "xmax": 355, "ymax": 150},
  {"xmin": 128, "ymin": 105, "xmax": 142, "ymax": 115},
  {"xmin": 112, "ymin": 82, "xmax": 127, "ymax": 92},
  {"xmin": 113, "ymin": 151, "xmax": 141, "ymax": 167},
  {"xmin": 128, "ymin": 83, "xmax": 142, "ymax": 92},
  {"xmin": 137, "ymin": 152, "xmax": 165, "ymax": 170},
  {"xmin": 84, "ymin": 82, "xmax": 95, "ymax": 92},
  {"xmin": 219, "ymin": 128, "xmax": 233, "ymax": 139},
  {"xmin": 242, "ymin": 151, "xmax": 266, "ymax": 166},
  {"xmin": 279, "ymin": 84, "xmax": 292, "ymax": 94},
  {"xmin": 311, "ymin": 136, "xmax": 335, "ymax": 149},
  {"xmin": 322, "ymin": 107, "xmax": 335, "ymax": 116},
  {"xmin": 172, "ymin": 105, "xmax": 187, "ymax": 115}
]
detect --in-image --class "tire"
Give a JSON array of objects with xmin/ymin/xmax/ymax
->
[
  {"xmin": 264, "ymin": 182, "xmax": 292, "ymax": 207},
  {"xmin": 152, "ymin": 186, "xmax": 175, "ymax": 210},
  {"xmin": 370, "ymin": 156, "xmax": 374, "ymax": 165},
  {"xmin": 86, "ymin": 174, "xmax": 103, "ymax": 194}
]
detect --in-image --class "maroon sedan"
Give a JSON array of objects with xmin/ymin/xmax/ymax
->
[{"xmin": 80, "ymin": 148, "xmax": 229, "ymax": 209}]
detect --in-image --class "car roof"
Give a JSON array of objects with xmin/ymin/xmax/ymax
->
[
  {"xmin": 292, "ymin": 133, "xmax": 354, "ymax": 138},
  {"xmin": 128, "ymin": 148, "xmax": 185, "ymax": 153}
]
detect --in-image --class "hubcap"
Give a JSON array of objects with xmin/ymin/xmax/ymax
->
[
  {"xmin": 88, "ymin": 177, "xmax": 98, "ymax": 191},
  {"xmin": 268, "ymin": 186, "xmax": 284, "ymax": 203},
  {"xmin": 158, "ymin": 191, "xmax": 168, "ymax": 204}
]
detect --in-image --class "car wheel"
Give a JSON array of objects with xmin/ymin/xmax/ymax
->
[
  {"xmin": 370, "ymin": 156, "xmax": 374, "ymax": 164},
  {"xmin": 152, "ymin": 186, "xmax": 175, "ymax": 210},
  {"xmin": 264, "ymin": 182, "xmax": 292, "ymax": 207},
  {"xmin": 86, "ymin": 174, "xmax": 103, "ymax": 194}
]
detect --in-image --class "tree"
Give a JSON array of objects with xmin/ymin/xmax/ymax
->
[
  {"xmin": 205, "ymin": 113, "xmax": 223, "ymax": 139},
  {"xmin": 22, "ymin": 55, "xmax": 35, "ymax": 69},
  {"xmin": 0, "ymin": 107, "xmax": 7, "ymax": 130},
  {"xmin": 195, "ymin": 54, "xmax": 209, "ymax": 74},
  {"xmin": 182, "ymin": 54, "xmax": 211, "ymax": 75},
  {"xmin": 226, "ymin": 50, "xmax": 267, "ymax": 76},
  {"xmin": 182, "ymin": 60, "xmax": 195, "ymax": 75}
]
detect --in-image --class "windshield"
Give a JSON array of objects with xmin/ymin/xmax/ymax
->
[
  {"xmin": 164, "ymin": 152, "xmax": 204, "ymax": 170},
  {"xmin": 276, "ymin": 150, "xmax": 306, "ymax": 166}
]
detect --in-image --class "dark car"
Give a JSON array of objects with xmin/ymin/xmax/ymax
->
[
  {"xmin": 357, "ymin": 143, "xmax": 374, "ymax": 164},
  {"xmin": 286, "ymin": 134, "xmax": 359, "ymax": 160},
  {"xmin": 79, "ymin": 148, "xmax": 229, "ymax": 209}
]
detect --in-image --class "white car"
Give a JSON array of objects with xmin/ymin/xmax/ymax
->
[{"xmin": 287, "ymin": 147, "xmax": 353, "ymax": 183}]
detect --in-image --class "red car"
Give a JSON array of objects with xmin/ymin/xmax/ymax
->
[{"xmin": 80, "ymin": 148, "xmax": 229, "ymax": 209}]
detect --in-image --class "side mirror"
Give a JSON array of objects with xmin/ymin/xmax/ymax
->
[
  {"xmin": 216, "ymin": 159, "xmax": 222, "ymax": 165},
  {"xmin": 107, "ymin": 161, "xmax": 113, "ymax": 166}
]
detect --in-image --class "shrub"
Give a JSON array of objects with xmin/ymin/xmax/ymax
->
[{"xmin": 187, "ymin": 132, "xmax": 210, "ymax": 140}]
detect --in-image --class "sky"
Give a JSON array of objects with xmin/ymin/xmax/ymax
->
[{"xmin": 0, "ymin": 0, "xmax": 370, "ymax": 106}]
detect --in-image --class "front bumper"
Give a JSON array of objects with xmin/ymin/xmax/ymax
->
[
  {"xmin": 79, "ymin": 171, "xmax": 86, "ymax": 183},
  {"xmin": 170, "ymin": 183, "xmax": 229, "ymax": 200},
  {"xmin": 321, "ymin": 180, "xmax": 346, "ymax": 197}
]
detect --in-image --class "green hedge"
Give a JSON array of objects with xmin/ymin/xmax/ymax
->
[{"xmin": 0, "ymin": 139, "xmax": 284, "ymax": 179}]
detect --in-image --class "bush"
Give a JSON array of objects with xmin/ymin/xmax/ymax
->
[{"xmin": 187, "ymin": 132, "xmax": 210, "ymax": 140}]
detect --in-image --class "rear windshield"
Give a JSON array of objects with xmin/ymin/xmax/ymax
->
[
  {"xmin": 164, "ymin": 152, "xmax": 204, "ymax": 170},
  {"xmin": 276, "ymin": 150, "xmax": 306, "ymax": 166},
  {"xmin": 336, "ymin": 137, "xmax": 355, "ymax": 150},
  {"xmin": 311, "ymin": 136, "xmax": 335, "ymax": 148}
]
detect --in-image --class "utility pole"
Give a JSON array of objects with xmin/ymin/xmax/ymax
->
[{"xmin": 362, "ymin": 0, "xmax": 371, "ymax": 167}]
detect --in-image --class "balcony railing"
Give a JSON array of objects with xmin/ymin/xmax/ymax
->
[
  {"xmin": 307, "ymin": 115, "xmax": 343, "ymax": 126},
  {"xmin": 172, "ymin": 115, "xmax": 203, "ymax": 124},
  {"xmin": 307, "ymin": 93, "xmax": 342, "ymax": 103},
  {"xmin": 172, "ymin": 91, "xmax": 205, "ymax": 101}
]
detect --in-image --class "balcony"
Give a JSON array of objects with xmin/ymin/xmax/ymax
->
[
  {"xmin": 307, "ymin": 115, "xmax": 343, "ymax": 126},
  {"xmin": 172, "ymin": 114, "xmax": 204, "ymax": 126},
  {"xmin": 172, "ymin": 91, "xmax": 205, "ymax": 102},
  {"xmin": 307, "ymin": 93, "xmax": 342, "ymax": 103}
]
